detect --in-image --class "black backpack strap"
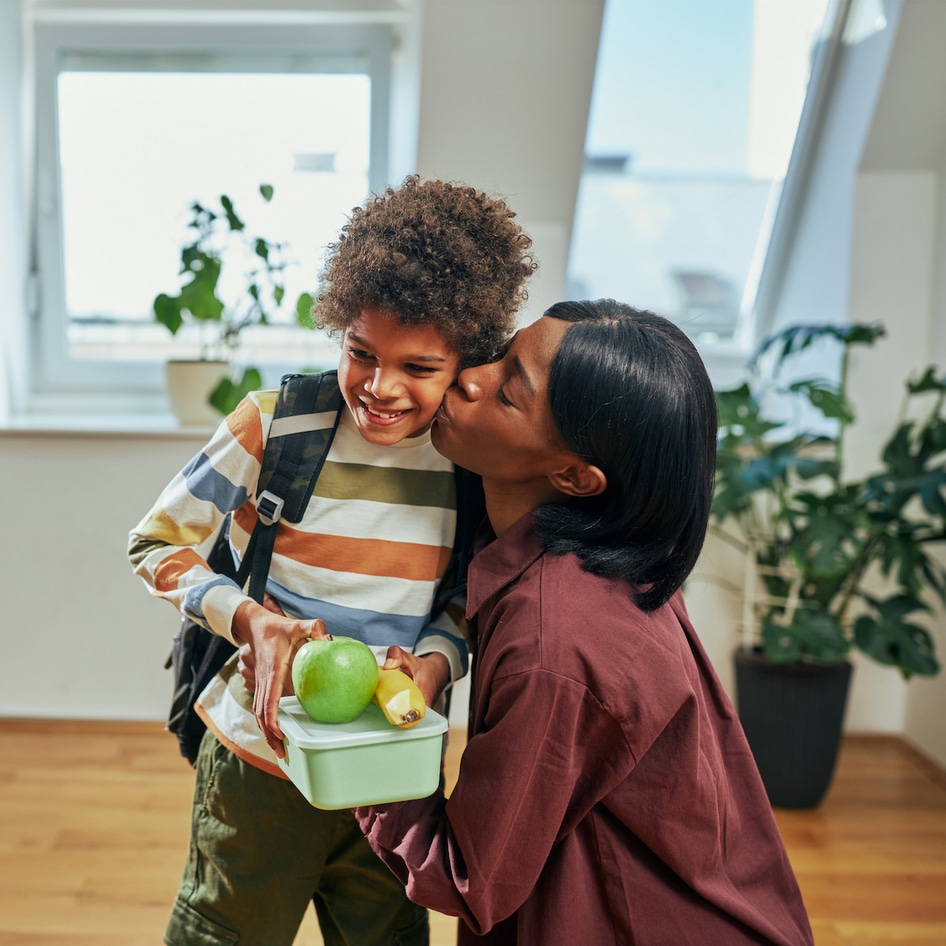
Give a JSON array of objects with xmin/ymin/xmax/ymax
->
[
  {"xmin": 430, "ymin": 465, "xmax": 486, "ymax": 620},
  {"xmin": 245, "ymin": 371, "xmax": 345, "ymax": 602},
  {"xmin": 165, "ymin": 373, "xmax": 344, "ymax": 766}
]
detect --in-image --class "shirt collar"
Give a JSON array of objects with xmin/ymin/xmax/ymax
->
[{"xmin": 465, "ymin": 511, "xmax": 546, "ymax": 619}]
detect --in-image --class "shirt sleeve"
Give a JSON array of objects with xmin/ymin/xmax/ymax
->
[
  {"xmin": 413, "ymin": 594, "xmax": 469, "ymax": 684},
  {"xmin": 127, "ymin": 393, "xmax": 271, "ymax": 642},
  {"xmin": 354, "ymin": 663, "xmax": 632, "ymax": 935}
]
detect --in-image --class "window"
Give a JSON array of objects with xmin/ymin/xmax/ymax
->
[
  {"xmin": 567, "ymin": 0, "xmax": 834, "ymax": 379},
  {"xmin": 30, "ymin": 17, "xmax": 393, "ymax": 412}
]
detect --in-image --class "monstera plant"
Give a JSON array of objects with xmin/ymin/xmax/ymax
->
[{"xmin": 710, "ymin": 322, "xmax": 945, "ymax": 807}]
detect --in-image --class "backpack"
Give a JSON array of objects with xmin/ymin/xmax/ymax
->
[{"xmin": 165, "ymin": 369, "xmax": 483, "ymax": 764}]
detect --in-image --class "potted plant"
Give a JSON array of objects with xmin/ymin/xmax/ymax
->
[
  {"xmin": 711, "ymin": 322, "xmax": 945, "ymax": 807},
  {"xmin": 154, "ymin": 183, "xmax": 315, "ymax": 423}
]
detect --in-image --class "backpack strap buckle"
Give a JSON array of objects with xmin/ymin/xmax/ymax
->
[{"xmin": 257, "ymin": 490, "xmax": 285, "ymax": 527}]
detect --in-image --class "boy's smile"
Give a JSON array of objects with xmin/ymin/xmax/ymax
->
[{"xmin": 338, "ymin": 306, "xmax": 460, "ymax": 446}]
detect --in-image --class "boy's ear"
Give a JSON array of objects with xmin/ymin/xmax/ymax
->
[{"xmin": 548, "ymin": 460, "xmax": 607, "ymax": 498}]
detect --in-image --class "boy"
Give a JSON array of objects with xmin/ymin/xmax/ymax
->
[{"xmin": 128, "ymin": 175, "xmax": 535, "ymax": 946}]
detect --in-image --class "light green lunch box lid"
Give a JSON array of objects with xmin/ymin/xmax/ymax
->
[{"xmin": 277, "ymin": 697, "xmax": 448, "ymax": 750}]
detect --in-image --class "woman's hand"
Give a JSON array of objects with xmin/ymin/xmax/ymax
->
[{"xmin": 380, "ymin": 646, "xmax": 451, "ymax": 709}]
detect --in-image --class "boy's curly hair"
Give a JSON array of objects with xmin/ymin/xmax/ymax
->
[{"xmin": 314, "ymin": 175, "xmax": 536, "ymax": 367}]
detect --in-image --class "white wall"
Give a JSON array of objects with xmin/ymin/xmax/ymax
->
[
  {"xmin": 846, "ymin": 0, "xmax": 946, "ymax": 769},
  {"xmin": 414, "ymin": 0, "xmax": 603, "ymax": 325},
  {"xmin": 0, "ymin": 431, "xmax": 206, "ymax": 720},
  {"xmin": 844, "ymin": 170, "xmax": 937, "ymax": 737},
  {"xmin": 916, "ymin": 142, "xmax": 946, "ymax": 769}
]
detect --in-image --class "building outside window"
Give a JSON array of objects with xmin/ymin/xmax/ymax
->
[{"xmin": 567, "ymin": 0, "xmax": 833, "ymax": 369}]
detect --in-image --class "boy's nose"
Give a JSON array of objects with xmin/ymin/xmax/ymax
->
[{"xmin": 366, "ymin": 368, "xmax": 402, "ymax": 399}]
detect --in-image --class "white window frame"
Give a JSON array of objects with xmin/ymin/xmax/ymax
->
[
  {"xmin": 747, "ymin": 0, "xmax": 852, "ymax": 345},
  {"xmin": 28, "ymin": 14, "xmax": 393, "ymax": 415},
  {"xmin": 693, "ymin": 0, "xmax": 851, "ymax": 389}
]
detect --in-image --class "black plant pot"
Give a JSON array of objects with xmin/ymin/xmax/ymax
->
[{"xmin": 734, "ymin": 647, "xmax": 853, "ymax": 809}]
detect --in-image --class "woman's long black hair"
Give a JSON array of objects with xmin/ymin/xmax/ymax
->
[{"xmin": 533, "ymin": 299, "xmax": 718, "ymax": 611}]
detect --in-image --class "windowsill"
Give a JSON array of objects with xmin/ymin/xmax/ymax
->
[{"xmin": 0, "ymin": 410, "xmax": 217, "ymax": 439}]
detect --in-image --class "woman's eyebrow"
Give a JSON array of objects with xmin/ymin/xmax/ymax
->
[{"xmin": 511, "ymin": 354, "xmax": 536, "ymax": 397}]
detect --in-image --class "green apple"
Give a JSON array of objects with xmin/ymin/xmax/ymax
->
[{"xmin": 291, "ymin": 636, "xmax": 379, "ymax": 724}]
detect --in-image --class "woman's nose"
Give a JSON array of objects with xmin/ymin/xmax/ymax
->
[{"xmin": 456, "ymin": 364, "xmax": 487, "ymax": 400}]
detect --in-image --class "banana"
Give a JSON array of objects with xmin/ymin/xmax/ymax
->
[{"xmin": 372, "ymin": 667, "xmax": 426, "ymax": 728}]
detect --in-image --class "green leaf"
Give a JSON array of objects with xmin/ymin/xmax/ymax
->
[
  {"xmin": 799, "ymin": 517, "xmax": 854, "ymax": 576},
  {"xmin": 296, "ymin": 292, "xmax": 315, "ymax": 328},
  {"xmin": 255, "ymin": 238, "xmax": 270, "ymax": 262},
  {"xmin": 854, "ymin": 595, "xmax": 939, "ymax": 679},
  {"xmin": 881, "ymin": 423, "xmax": 917, "ymax": 472},
  {"xmin": 760, "ymin": 616, "xmax": 803, "ymax": 661},
  {"xmin": 761, "ymin": 609, "xmax": 849, "ymax": 663},
  {"xmin": 153, "ymin": 292, "xmax": 184, "ymax": 335},
  {"xmin": 715, "ymin": 384, "xmax": 782, "ymax": 439},
  {"xmin": 209, "ymin": 367, "xmax": 263, "ymax": 416},
  {"xmin": 259, "ymin": 183, "xmax": 274, "ymax": 202},
  {"xmin": 178, "ymin": 250, "xmax": 221, "ymax": 288},
  {"xmin": 923, "ymin": 417, "xmax": 946, "ymax": 455},
  {"xmin": 876, "ymin": 530, "xmax": 935, "ymax": 596},
  {"xmin": 908, "ymin": 366, "xmax": 946, "ymax": 395},
  {"xmin": 787, "ymin": 378, "xmax": 854, "ymax": 423},
  {"xmin": 870, "ymin": 422, "xmax": 946, "ymax": 517},
  {"xmin": 751, "ymin": 322, "xmax": 886, "ymax": 372},
  {"xmin": 793, "ymin": 450, "xmax": 839, "ymax": 481},
  {"xmin": 219, "ymin": 194, "xmax": 245, "ymax": 232},
  {"xmin": 917, "ymin": 472, "xmax": 946, "ymax": 519},
  {"xmin": 180, "ymin": 243, "xmax": 208, "ymax": 273},
  {"xmin": 178, "ymin": 272, "xmax": 224, "ymax": 322}
]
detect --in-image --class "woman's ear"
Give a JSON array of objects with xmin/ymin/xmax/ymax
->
[{"xmin": 548, "ymin": 461, "xmax": 607, "ymax": 498}]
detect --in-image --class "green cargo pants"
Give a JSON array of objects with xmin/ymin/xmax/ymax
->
[{"xmin": 164, "ymin": 730, "xmax": 429, "ymax": 946}]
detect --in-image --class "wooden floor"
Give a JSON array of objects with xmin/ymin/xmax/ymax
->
[{"xmin": 0, "ymin": 723, "xmax": 944, "ymax": 946}]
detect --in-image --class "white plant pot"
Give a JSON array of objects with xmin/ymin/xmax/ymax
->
[{"xmin": 165, "ymin": 359, "xmax": 230, "ymax": 426}]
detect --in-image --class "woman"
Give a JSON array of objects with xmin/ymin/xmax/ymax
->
[{"xmin": 356, "ymin": 299, "xmax": 814, "ymax": 946}]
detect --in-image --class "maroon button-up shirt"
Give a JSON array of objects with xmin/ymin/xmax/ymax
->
[{"xmin": 357, "ymin": 514, "xmax": 814, "ymax": 945}]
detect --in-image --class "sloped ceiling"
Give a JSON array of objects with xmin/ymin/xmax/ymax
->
[{"xmin": 860, "ymin": 0, "xmax": 946, "ymax": 171}]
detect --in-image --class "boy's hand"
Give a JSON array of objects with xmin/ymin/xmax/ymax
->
[
  {"xmin": 380, "ymin": 646, "xmax": 450, "ymax": 710},
  {"xmin": 237, "ymin": 643, "xmax": 296, "ymax": 697},
  {"xmin": 237, "ymin": 593, "xmax": 293, "ymax": 692},
  {"xmin": 231, "ymin": 599, "xmax": 330, "ymax": 758}
]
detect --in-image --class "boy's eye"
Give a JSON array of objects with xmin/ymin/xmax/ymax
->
[
  {"xmin": 406, "ymin": 363, "xmax": 438, "ymax": 375},
  {"xmin": 347, "ymin": 347, "xmax": 373, "ymax": 362},
  {"xmin": 498, "ymin": 383, "xmax": 513, "ymax": 407}
]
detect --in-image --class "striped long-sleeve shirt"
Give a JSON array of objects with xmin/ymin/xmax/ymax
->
[{"xmin": 129, "ymin": 389, "xmax": 466, "ymax": 774}]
